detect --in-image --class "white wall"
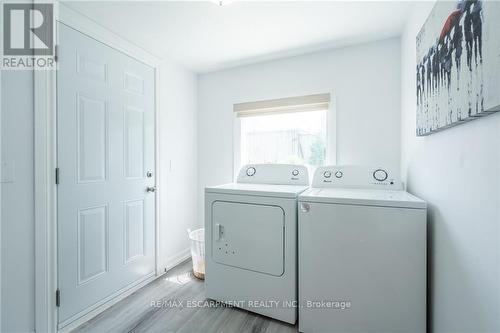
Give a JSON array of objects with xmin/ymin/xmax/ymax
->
[
  {"xmin": 401, "ymin": 2, "xmax": 500, "ymax": 332},
  {"xmin": 1, "ymin": 71, "xmax": 35, "ymax": 332},
  {"xmin": 157, "ymin": 60, "xmax": 198, "ymax": 270},
  {"xmin": 197, "ymin": 38, "xmax": 402, "ymax": 223}
]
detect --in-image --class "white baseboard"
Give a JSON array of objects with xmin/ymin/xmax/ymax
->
[
  {"xmin": 164, "ymin": 248, "xmax": 191, "ymax": 272},
  {"xmin": 57, "ymin": 249, "xmax": 191, "ymax": 332},
  {"xmin": 58, "ymin": 272, "xmax": 156, "ymax": 333}
]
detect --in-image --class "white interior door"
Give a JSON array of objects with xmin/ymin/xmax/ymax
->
[{"xmin": 57, "ymin": 23, "xmax": 156, "ymax": 325}]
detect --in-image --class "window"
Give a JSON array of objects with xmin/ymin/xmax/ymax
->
[{"xmin": 235, "ymin": 94, "xmax": 330, "ymax": 170}]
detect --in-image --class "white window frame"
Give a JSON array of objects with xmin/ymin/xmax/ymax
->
[{"xmin": 232, "ymin": 93, "xmax": 336, "ymax": 180}]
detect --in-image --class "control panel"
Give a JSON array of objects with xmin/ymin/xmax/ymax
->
[
  {"xmin": 311, "ymin": 165, "xmax": 402, "ymax": 189},
  {"xmin": 237, "ymin": 164, "xmax": 309, "ymax": 185}
]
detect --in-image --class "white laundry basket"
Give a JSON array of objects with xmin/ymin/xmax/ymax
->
[{"xmin": 187, "ymin": 228, "xmax": 205, "ymax": 280}]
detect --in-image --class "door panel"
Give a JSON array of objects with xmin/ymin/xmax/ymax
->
[
  {"xmin": 123, "ymin": 106, "xmax": 145, "ymax": 179},
  {"xmin": 76, "ymin": 94, "xmax": 108, "ymax": 183},
  {"xmin": 57, "ymin": 23, "xmax": 156, "ymax": 325},
  {"xmin": 211, "ymin": 201, "xmax": 285, "ymax": 276},
  {"xmin": 124, "ymin": 71, "xmax": 145, "ymax": 95},
  {"xmin": 76, "ymin": 53, "xmax": 108, "ymax": 82},
  {"xmin": 124, "ymin": 199, "xmax": 145, "ymax": 263},
  {"xmin": 77, "ymin": 205, "xmax": 108, "ymax": 284}
]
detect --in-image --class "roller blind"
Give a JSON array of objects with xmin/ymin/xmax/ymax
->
[{"xmin": 234, "ymin": 93, "xmax": 330, "ymax": 118}]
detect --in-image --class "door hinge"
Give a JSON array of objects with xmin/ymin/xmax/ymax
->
[
  {"xmin": 56, "ymin": 289, "xmax": 61, "ymax": 307},
  {"xmin": 55, "ymin": 168, "xmax": 60, "ymax": 185},
  {"xmin": 54, "ymin": 44, "xmax": 59, "ymax": 62}
]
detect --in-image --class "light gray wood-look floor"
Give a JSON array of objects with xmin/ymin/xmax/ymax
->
[{"xmin": 73, "ymin": 260, "xmax": 298, "ymax": 333}]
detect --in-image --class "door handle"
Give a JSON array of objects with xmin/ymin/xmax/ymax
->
[
  {"xmin": 215, "ymin": 223, "xmax": 223, "ymax": 240},
  {"xmin": 146, "ymin": 186, "xmax": 156, "ymax": 193}
]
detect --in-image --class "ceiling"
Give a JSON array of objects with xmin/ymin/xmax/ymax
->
[{"xmin": 64, "ymin": 1, "xmax": 414, "ymax": 73}]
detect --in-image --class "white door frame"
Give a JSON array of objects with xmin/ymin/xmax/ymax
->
[{"xmin": 34, "ymin": 2, "xmax": 162, "ymax": 331}]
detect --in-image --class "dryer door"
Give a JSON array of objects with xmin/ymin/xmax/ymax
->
[{"xmin": 211, "ymin": 201, "xmax": 285, "ymax": 276}]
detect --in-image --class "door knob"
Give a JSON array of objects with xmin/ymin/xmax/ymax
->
[{"xmin": 146, "ymin": 186, "xmax": 156, "ymax": 193}]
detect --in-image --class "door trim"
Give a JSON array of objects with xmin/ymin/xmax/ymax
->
[
  {"xmin": 34, "ymin": 2, "xmax": 161, "ymax": 332},
  {"xmin": 58, "ymin": 272, "xmax": 155, "ymax": 332}
]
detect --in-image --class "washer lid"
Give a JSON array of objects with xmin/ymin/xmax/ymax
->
[
  {"xmin": 299, "ymin": 188, "xmax": 426, "ymax": 209},
  {"xmin": 206, "ymin": 183, "xmax": 309, "ymax": 198}
]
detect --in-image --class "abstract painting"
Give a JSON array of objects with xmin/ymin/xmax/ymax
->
[{"xmin": 416, "ymin": 0, "xmax": 500, "ymax": 136}]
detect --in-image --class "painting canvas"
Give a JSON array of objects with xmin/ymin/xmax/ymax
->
[{"xmin": 416, "ymin": 0, "xmax": 500, "ymax": 136}]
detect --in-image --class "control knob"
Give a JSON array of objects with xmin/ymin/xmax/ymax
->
[
  {"xmin": 246, "ymin": 167, "xmax": 256, "ymax": 177},
  {"xmin": 373, "ymin": 169, "xmax": 388, "ymax": 182}
]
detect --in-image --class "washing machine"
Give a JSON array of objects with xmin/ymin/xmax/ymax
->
[
  {"xmin": 298, "ymin": 165, "xmax": 427, "ymax": 333},
  {"xmin": 205, "ymin": 164, "xmax": 309, "ymax": 324}
]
